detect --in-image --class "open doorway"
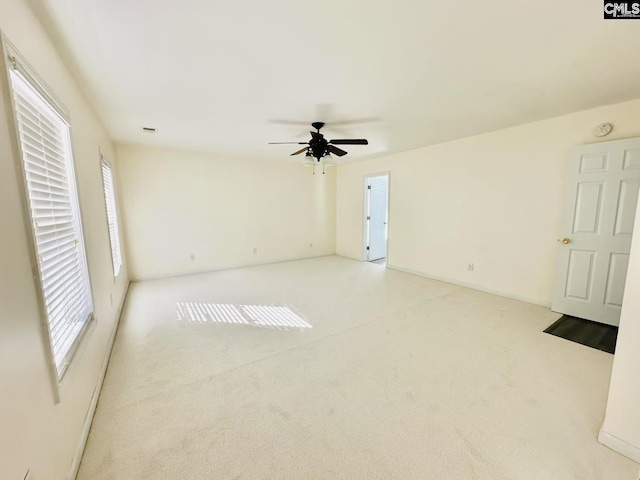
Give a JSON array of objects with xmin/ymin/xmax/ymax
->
[{"xmin": 364, "ymin": 173, "xmax": 389, "ymax": 265}]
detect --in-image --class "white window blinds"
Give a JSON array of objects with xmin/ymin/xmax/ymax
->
[
  {"xmin": 9, "ymin": 68, "xmax": 94, "ymax": 379},
  {"xmin": 101, "ymin": 159, "xmax": 122, "ymax": 276}
]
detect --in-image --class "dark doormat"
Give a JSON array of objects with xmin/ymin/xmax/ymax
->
[{"xmin": 544, "ymin": 315, "xmax": 618, "ymax": 354}]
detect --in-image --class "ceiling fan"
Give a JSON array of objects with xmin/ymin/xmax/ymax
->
[{"xmin": 269, "ymin": 122, "xmax": 369, "ymax": 162}]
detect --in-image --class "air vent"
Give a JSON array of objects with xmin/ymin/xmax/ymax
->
[{"xmin": 142, "ymin": 127, "xmax": 157, "ymax": 133}]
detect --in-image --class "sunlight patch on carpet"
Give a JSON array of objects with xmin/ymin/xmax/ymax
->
[{"xmin": 176, "ymin": 302, "xmax": 312, "ymax": 329}]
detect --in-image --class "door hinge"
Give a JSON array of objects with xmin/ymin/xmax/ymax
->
[
  {"xmin": 366, "ymin": 246, "xmax": 370, "ymax": 250},
  {"xmin": 367, "ymin": 185, "xmax": 371, "ymax": 189},
  {"xmin": 367, "ymin": 216, "xmax": 370, "ymax": 220}
]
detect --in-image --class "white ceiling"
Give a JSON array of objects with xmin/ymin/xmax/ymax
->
[{"xmin": 32, "ymin": 0, "xmax": 640, "ymax": 162}]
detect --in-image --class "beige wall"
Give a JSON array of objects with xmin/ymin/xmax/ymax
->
[
  {"xmin": 0, "ymin": 1, "xmax": 128, "ymax": 479},
  {"xmin": 116, "ymin": 144, "xmax": 336, "ymax": 280},
  {"xmin": 337, "ymin": 98, "xmax": 640, "ymax": 306},
  {"xmin": 600, "ymin": 194, "xmax": 640, "ymax": 461}
]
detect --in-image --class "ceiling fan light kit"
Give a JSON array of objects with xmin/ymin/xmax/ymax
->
[
  {"xmin": 269, "ymin": 121, "xmax": 369, "ymax": 169},
  {"xmin": 302, "ymin": 155, "xmax": 337, "ymax": 175}
]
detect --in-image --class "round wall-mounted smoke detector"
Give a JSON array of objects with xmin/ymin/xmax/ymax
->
[{"xmin": 594, "ymin": 123, "xmax": 612, "ymax": 137}]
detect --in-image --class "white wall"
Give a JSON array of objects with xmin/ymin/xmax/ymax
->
[
  {"xmin": 337, "ymin": 98, "xmax": 640, "ymax": 305},
  {"xmin": 0, "ymin": 1, "xmax": 128, "ymax": 479},
  {"xmin": 117, "ymin": 144, "xmax": 336, "ymax": 280},
  {"xmin": 600, "ymin": 194, "xmax": 640, "ymax": 462}
]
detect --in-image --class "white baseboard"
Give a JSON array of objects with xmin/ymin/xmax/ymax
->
[
  {"xmin": 598, "ymin": 430, "xmax": 640, "ymax": 464},
  {"xmin": 386, "ymin": 263, "xmax": 551, "ymax": 308},
  {"xmin": 131, "ymin": 253, "xmax": 336, "ymax": 282},
  {"xmin": 67, "ymin": 280, "xmax": 130, "ymax": 480},
  {"xmin": 337, "ymin": 253, "xmax": 365, "ymax": 262}
]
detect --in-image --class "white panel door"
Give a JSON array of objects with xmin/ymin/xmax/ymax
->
[
  {"xmin": 553, "ymin": 138, "xmax": 640, "ymax": 326},
  {"xmin": 368, "ymin": 175, "xmax": 388, "ymax": 261}
]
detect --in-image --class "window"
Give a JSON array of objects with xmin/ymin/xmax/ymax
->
[
  {"xmin": 101, "ymin": 158, "xmax": 122, "ymax": 276},
  {"xmin": 7, "ymin": 49, "xmax": 94, "ymax": 380}
]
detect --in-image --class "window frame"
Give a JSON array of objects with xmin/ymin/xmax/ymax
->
[
  {"xmin": 2, "ymin": 35, "xmax": 96, "ymax": 396},
  {"xmin": 100, "ymin": 154, "xmax": 123, "ymax": 278}
]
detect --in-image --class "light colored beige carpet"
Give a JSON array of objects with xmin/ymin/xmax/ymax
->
[{"xmin": 78, "ymin": 256, "xmax": 639, "ymax": 479}]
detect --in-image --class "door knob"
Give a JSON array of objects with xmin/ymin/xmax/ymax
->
[{"xmin": 561, "ymin": 238, "xmax": 571, "ymax": 244}]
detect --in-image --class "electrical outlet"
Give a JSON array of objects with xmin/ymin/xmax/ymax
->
[
  {"xmin": 253, "ymin": 248, "xmax": 257, "ymax": 254},
  {"xmin": 467, "ymin": 263, "xmax": 474, "ymax": 272},
  {"xmin": 190, "ymin": 253, "xmax": 196, "ymax": 261}
]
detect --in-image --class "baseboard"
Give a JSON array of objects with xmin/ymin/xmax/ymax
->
[
  {"xmin": 336, "ymin": 253, "xmax": 365, "ymax": 262},
  {"xmin": 386, "ymin": 264, "xmax": 551, "ymax": 308},
  {"xmin": 67, "ymin": 280, "xmax": 131, "ymax": 480},
  {"xmin": 598, "ymin": 430, "xmax": 640, "ymax": 464},
  {"xmin": 131, "ymin": 253, "xmax": 336, "ymax": 282}
]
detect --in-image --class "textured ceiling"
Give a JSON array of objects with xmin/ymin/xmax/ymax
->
[{"xmin": 31, "ymin": 0, "xmax": 640, "ymax": 162}]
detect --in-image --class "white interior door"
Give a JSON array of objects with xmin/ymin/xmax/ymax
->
[
  {"xmin": 553, "ymin": 138, "xmax": 640, "ymax": 326},
  {"xmin": 367, "ymin": 175, "xmax": 389, "ymax": 261}
]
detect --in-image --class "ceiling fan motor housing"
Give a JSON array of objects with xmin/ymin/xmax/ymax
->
[{"xmin": 309, "ymin": 137, "xmax": 329, "ymax": 161}]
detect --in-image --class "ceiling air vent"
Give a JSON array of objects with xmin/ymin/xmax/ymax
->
[{"xmin": 142, "ymin": 127, "xmax": 157, "ymax": 133}]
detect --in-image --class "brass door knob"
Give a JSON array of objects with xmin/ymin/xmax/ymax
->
[{"xmin": 561, "ymin": 238, "xmax": 571, "ymax": 245}]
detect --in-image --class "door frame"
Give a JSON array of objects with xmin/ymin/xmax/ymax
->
[{"xmin": 362, "ymin": 171, "xmax": 391, "ymax": 262}]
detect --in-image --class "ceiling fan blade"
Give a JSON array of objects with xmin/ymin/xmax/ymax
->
[
  {"xmin": 268, "ymin": 119, "xmax": 313, "ymax": 126},
  {"xmin": 328, "ymin": 145, "xmax": 348, "ymax": 157},
  {"xmin": 329, "ymin": 139, "xmax": 368, "ymax": 145},
  {"xmin": 268, "ymin": 142, "xmax": 308, "ymax": 145},
  {"xmin": 328, "ymin": 117, "xmax": 380, "ymax": 126},
  {"xmin": 290, "ymin": 147, "xmax": 308, "ymax": 156}
]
